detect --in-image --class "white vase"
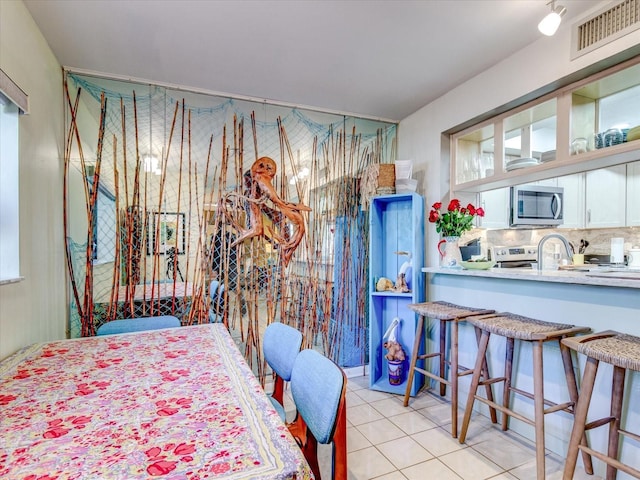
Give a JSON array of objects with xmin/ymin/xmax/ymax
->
[{"xmin": 438, "ymin": 236, "xmax": 462, "ymax": 268}]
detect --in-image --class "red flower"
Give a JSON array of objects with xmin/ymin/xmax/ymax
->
[
  {"xmin": 428, "ymin": 198, "xmax": 484, "ymax": 237},
  {"xmin": 447, "ymin": 199, "xmax": 460, "ymax": 211}
]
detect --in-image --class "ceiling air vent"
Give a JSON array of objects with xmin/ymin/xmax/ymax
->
[{"xmin": 571, "ymin": 0, "xmax": 640, "ymax": 59}]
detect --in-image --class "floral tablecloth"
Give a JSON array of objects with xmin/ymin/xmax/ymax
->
[{"xmin": 0, "ymin": 324, "xmax": 314, "ymax": 479}]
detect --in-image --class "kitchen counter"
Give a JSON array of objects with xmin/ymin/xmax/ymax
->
[
  {"xmin": 420, "ymin": 264, "xmax": 640, "ymax": 473},
  {"xmin": 422, "ymin": 266, "xmax": 640, "ymax": 289}
]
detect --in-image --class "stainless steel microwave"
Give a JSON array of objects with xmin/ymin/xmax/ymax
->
[{"xmin": 510, "ymin": 185, "xmax": 563, "ymax": 227}]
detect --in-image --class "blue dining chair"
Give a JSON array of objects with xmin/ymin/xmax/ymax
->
[
  {"xmin": 288, "ymin": 349, "xmax": 347, "ymax": 480},
  {"xmin": 209, "ymin": 280, "xmax": 226, "ymax": 323},
  {"xmin": 263, "ymin": 322, "xmax": 303, "ymax": 421},
  {"xmin": 96, "ymin": 315, "xmax": 181, "ymax": 335}
]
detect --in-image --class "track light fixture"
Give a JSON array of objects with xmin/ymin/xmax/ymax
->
[{"xmin": 538, "ymin": 0, "xmax": 567, "ymax": 36}]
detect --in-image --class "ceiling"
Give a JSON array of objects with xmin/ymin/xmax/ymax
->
[{"xmin": 24, "ymin": 0, "xmax": 602, "ymax": 122}]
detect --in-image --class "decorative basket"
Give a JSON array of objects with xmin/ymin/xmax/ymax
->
[{"xmin": 377, "ymin": 164, "xmax": 396, "ymax": 188}]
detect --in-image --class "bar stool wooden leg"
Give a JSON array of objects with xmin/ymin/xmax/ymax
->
[
  {"xmin": 560, "ymin": 343, "xmax": 593, "ymax": 475},
  {"xmin": 502, "ymin": 337, "xmax": 515, "ymax": 432},
  {"xmin": 404, "ymin": 314, "xmax": 425, "ymax": 407},
  {"xmin": 459, "ymin": 329, "xmax": 491, "ymax": 444},
  {"xmin": 607, "ymin": 366, "xmax": 626, "ymax": 480},
  {"xmin": 440, "ymin": 319, "xmax": 447, "ymax": 397},
  {"xmin": 474, "ymin": 325, "xmax": 498, "ymax": 424},
  {"xmin": 532, "ymin": 340, "xmax": 546, "ymax": 480},
  {"xmin": 563, "ymin": 356, "xmax": 599, "ymax": 480},
  {"xmin": 451, "ymin": 319, "xmax": 459, "ymax": 437}
]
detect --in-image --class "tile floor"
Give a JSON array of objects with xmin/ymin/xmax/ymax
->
[{"xmin": 284, "ymin": 375, "xmax": 601, "ymax": 480}]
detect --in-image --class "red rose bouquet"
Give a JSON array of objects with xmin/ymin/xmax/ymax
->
[{"xmin": 428, "ymin": 199, "xmax": 484, "ymax": 237}]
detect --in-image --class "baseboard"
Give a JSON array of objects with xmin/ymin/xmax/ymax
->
[{"xmin": 342, "ymin": 364, "xmax": 369, "ymax": 378}]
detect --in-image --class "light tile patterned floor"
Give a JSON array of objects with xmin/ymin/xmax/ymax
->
[{"xmin": 282, "ymin": 375, "xmax": 601, "ymax": 480}]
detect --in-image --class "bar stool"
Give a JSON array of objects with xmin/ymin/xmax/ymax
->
[
  {"xmin": 403, "ymin": 301, "xmax": 496, "ymax": 438},
  {"xmin": 458, "ymin": 312, "xmax": 593, "ymax": 480},
  {"xmin": 563, "ymin": 330, "xmax": 640, "ymax": 480}
]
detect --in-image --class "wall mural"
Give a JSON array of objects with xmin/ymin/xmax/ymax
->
[{"xmin": 63, "ymin": 71, "xmax": 396, "ymax": 380}]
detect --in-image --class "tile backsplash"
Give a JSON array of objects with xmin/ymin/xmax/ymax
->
[{"xmin": 462, "ymin": 227, "xmax": 640, "ymax": 261}]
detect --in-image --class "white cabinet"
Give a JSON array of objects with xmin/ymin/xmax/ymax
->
[
  {"xmin": 557, "ymin": 173, "xmax": 585, "ymax": 229},
  {"xmin": 479, "ymin": 188, "xmax": 509, "ymax": 229},
  {"xmin": 627, "ymin": 161, "xmax": 640, "ymax": 226},
  {"xmin": 585, "ymin": 165, "xmax": 626, "ymax": 228}
]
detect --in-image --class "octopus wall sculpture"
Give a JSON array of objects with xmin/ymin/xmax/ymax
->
[{"xmin": 231, "ymin": 156, "xmax": 311, "ymax": 266}]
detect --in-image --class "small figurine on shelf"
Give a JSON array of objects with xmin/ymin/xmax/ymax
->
[
  {"xmin": 391, "ymin": 251, "xmax": 412, "ymax": 293},
  {"xmin": 383, "ymin": 318, "xmax": 406, "ymax": 385}
]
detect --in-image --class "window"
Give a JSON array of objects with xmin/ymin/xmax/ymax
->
[{"xmin": 0, "ymin": 69, "xmax": 28, "ymax": 283}]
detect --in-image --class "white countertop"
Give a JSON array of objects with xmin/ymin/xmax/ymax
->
[{"xmin": 422, "ymin": 266, "xmax": 640, "ymax": 289}]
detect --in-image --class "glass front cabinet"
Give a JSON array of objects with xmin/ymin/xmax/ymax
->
[{"xmin": 451, "ymin": 56, "xmax": 640, "ymax": 199}]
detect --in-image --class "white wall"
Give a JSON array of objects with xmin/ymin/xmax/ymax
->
[
  {"xmin": 0, "ymin": 0, "xmax": 66, "ymax": 359},
  {"xmin": 398, "ymin": 2, "xmax": 640, "ymax": 267}
]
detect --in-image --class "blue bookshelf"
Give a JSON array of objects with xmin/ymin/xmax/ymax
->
[{"xmin": 369, "ymin": 193, "xmax": 425, "ymax": 396}]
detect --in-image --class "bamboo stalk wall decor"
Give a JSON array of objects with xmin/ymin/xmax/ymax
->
[{"xmin": 63, "ymin": 71, "xmax": 396, "ymax": 383}]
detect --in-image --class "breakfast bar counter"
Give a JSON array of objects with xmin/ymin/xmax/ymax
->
[
  {"xmin": 422, "ymin": 266, "xmax": 640, "ymax": 290},
  {"xmin": 419, "ymin": 266, "xmax": 640, "ymax": 477}
]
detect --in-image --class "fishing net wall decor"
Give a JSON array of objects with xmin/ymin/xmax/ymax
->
[{"xmin": 63, "ymin": 71, "xmax": 396, "ymax": 377}]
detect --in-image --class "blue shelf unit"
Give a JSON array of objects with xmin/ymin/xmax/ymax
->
[{"xmin": 369, "ymin": 193, "xmax": 425, "ymax": 396}]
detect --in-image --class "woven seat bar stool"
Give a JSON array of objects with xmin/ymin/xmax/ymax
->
[
  {"xmin": 562, "ymin": 331, "xmax": 640, "ymax": 480},
  {"xmin": 458, "ymin": 312, "xmax": 593, "ymax": 480},
  {"xmin": 403, "ymin": 301, "xmax": 496, "ymax": 438}
]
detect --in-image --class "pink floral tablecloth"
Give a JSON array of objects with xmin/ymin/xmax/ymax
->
[{"xmin": 0, "ymin": 324, "xmax": 314, "ymax": 479}]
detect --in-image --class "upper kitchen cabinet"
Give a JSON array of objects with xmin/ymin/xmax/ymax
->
[
  {"xmin": 454, "ymin": 124, "xmax": 495, "ymax": 185},
  {"xmin": 570, "ymin": 60, "xmax": 640, "ymax": 157},
  {"xmin": 627, "ymin": 161, "xmax": 640, "ymax": 226},
  {"xmin": 585, "ymin": 164, "xmax": 627, "ymax": 228},
  {"xmin": 503, "ymin": 98, "xmax": 557, "ymax": 172},
  {"xmin": 451, "ymin": 56, "xmax": 640, "ymax": 195}
]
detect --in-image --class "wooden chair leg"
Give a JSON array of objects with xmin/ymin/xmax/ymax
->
[
  {"xmin": 563, "ymin": 357, "xmax": 599, "ymax": 480},
  {"xmin": 502, "ymin": 337, "xmax": 515, "ymax": 431},
  {"xmin": 439, "ymin": 318, "xmax": 447, "ymax": 397},
  {"xmin": 333, "ymin": 396, "xmax": 348, "ymax": 480},
  {"xmin": 451, "ymin": 319, "xmax": 459, "ymax": 438},
  {"xmin": 404, "ymin": 315, "xmax": 424, "ymax": 407},
  {"xmin": 607, "ymin": 365, "xmax": 626, "ymax": 480},
  {"xmin": 474, "ymin": 325, "xmax": 498, "ymax": 424},
  {"xmin": 459, "ymin": 329, "xmax": 490, "ymax": 444},
  {"xmin": 560, "ymin": 342, "xmax": 593, "ymax": 475},
  {"xmin": 532, "ymin": 340, "xmax": 546, "ymax": 480}
]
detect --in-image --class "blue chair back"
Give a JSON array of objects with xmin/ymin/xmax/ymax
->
[
  {"xmin": 263, "ymin": 322, "xmax": 303, "ymax": 382},
  {"xmin": 291, "ymin": 349, "xmax": 345, "ymax": 444},
  {"xmin": 209, "ymin": 280, "xmax": 226, "ymax": 323},
  {"xmin": 96, "ymin": 315, "xmax": 181, "ymax": 336}
]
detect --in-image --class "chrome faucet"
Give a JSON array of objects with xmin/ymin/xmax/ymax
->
[{"xmin": 537, "ymin": 233, "xmax": 573, "ymax": 270}]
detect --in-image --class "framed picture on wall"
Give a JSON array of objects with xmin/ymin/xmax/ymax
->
[{"xmin": 148, "ymin": 211, "xmax": 186, "ymax": 255}]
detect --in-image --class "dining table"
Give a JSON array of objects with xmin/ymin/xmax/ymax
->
[{"xmin": 0, "ymin": 324, "xmax": 314, "ymax": 479}]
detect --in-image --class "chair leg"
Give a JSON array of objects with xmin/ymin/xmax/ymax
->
[
  {"xmin": 560, "ymin": 342, "xmax": 593, "ymax": 475},
  {"xmin": 404, "ymin": 315, "xmax": 424, "ymax": 407},
  {"xmin": 502, "ymin": 337, "xmax": 515, "ymax": 431},
  {"xmin": 459, "ymin": 329, "xmax": 490, "ymax": 444},
  {"xmin": 451, "ymin": 319, "xmax": 459, "ymax": 438},
  {"xmin": 439, "ymin": 319, "xmax": 447, "ymax": 397},
  {"xmin": 333, "ymin": 396, "xmax": 348, "ymax": 480},
  {"xmin": 532, "ymin": 340, "xmax": 546, "ymax": 480},
  {"xmin": 563, "ymin": 357, "xmax": 599, "ymax": 480},
  {"xmin": 474, "ymin": 324, "xmax": 498, "ymax": 424},
  {"xmin": 607, "ymin": 365, "xmax": 626, "ymax": 480}
]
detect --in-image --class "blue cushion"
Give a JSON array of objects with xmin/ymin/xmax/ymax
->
[
  {"xmin": 263, "ymin": 322, "xmax": 303, "ymax": 381},
  {"xmin": 269, "ymin": 396, "xmax": 286, "ymax": 422},
  {"xmin": 291, "ymin": 349, "xmax": 345, "ymax": 444},
  {"xmin": 96, "ymin": 315, "xmax": 181, "ymax": 336}
]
